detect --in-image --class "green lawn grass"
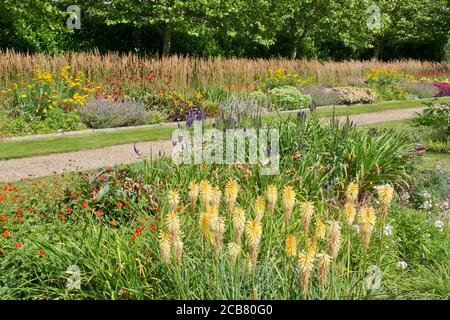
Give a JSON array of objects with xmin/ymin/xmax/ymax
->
[{"xmin": 1, "ymin": 97, "xmax": 449, "ymax": 160}]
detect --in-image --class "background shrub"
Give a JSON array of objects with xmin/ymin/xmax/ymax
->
[
  {"xmin": 333, "ymin": 87, "xmax": 377, "ymax": 104},
  {"xmin": 80, "ymin": 99, "xmax": 148, "ymax": 129},
  {"xmin": 268, "ymin": 86, "xmax": 312, "ymax": 110},
  {"xmin": 301, "ymin": 85, "xmax": 340, "ymax": 106},
  {"xmin": 431, "ymin": 82, "xmax": 450, "ymax": 97},
  {"xmin": 403, "ymin": 82, "xmax": 438, "ymax": 99}
]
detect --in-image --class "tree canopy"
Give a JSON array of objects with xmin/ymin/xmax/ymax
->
[{"xmin": 0, "ymin": 0, "xmax": 448, "ymax": 60}]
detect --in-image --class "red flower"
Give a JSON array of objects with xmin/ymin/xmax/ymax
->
[
  {"xmin": 0, "ymin": 194, "xmax": 5, "ymax": 201},
  {"xmin": 71, "ymin": 193, "xmax": 78, "ymax": 200},
  {"xmin": 59, "ymin": 215, "xmax": 67, "ymax": 221},
  {"xmin": 66, "ymin": 207, "xmax": 73, "ymax": 213},
  {"xmin": 2, "ymin": 230, "xmax": 9, "ymax": 238},
  {"xmin": 97, "ymin": 210, "xmax": 103, "ymax": 217},
  {"xmin": 16, "ymin": 209, "xmax": 23, "ymax": 215},
  {"xmin": 1, "ymin": 214, "xmax": 7, "ymax": 222},
  {"xmin": 177, "ymin": 207, "xmax": 182, "ymax": 213},
  {"xmin": 131, "ymin": 234, "xmax": 136, "ymax": 241},
  {"xmin": 135, "ymin": 227, "xmax": 142, "ymax": 234},
  {"xmin": 15, "ymin": 243, "xmax": 22, "ymax": 249},
  {"xmin": 151, "ymin": 224, "xmax": 156, "ymax": 231},
  {"xmin": 17, "ymin": 217, "xmax": 24, "ymax": 223},
  {"xmin": 2, "ymin": 186, "xmax": 7, "ymax": 191},
  {"xmin": 39, "ymin": 249, "xmax": 45, "ymax": 255},
  {"xmin": 82, "ymin": 202, "xmax": 88, "ymax": 209},
  {"xmin": 117, "ymin": 201, "xmax": 123, "ymax": 209}
]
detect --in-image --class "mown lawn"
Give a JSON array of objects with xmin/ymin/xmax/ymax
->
[{"xmin": 1, "ymin": 97, "xmax": 449, "ymax": 160}]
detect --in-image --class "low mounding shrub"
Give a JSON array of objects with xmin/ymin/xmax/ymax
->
[
  {"xmin": 431, "ymin": 82, "xmax": 450, "ymax": 97},
  {"xmin": 411, "ymin": 103, "xmax": 449, "ymax": 150},
  {"xmin": 301, "ymin": 85, "xmax": 340, "ymax": 107},
  {"xmin": 333, "ymin": 87, "xmax": 377, "ymax": 104},
  {"xmin": 80, "ymin": 99, "xmax": 147, "ymax": 129},
  {"xmin": 268, "ymin": 86, "xmax": 312, "ymax": 110},
  {"xmin": 402, "ymin": 82, "xmax": 438, "ymax": 99},
  {"xmin": 0, "ymin": 108, "xmax": 86, "ymax": 137}
]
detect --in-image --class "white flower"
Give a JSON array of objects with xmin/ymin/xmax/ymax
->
[
  {"xmin": 397, "ymin": 261, "xmax": 408, "ymax": 270},
  {"xmin": 400, "ymin": 192, "xmax": 410, "ymax": 202},
  {"xmin": 383, "ymin": 224, "xmax": 393, "ymax": 236},
  {"xmin": 422, "ymin": 191, "xmax": 431, "ymax": 199},
  {"xmin": 353, "ymin": 224, "xmax": 360, "ymax": 234},
  {"xmin": 434, "ymin": 220, "xmax": 444, "ymax": 232}
]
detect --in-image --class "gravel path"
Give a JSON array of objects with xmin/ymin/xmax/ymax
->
[{"xmin": 0, "ymin": 107, "xmax": 424, "ymax": 182}]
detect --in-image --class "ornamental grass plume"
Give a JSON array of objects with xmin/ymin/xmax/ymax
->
[
  {"xmin": 168, "ymin": 190, "xmax": 180, "ymax": 212},
  {"xmin": 227, "ymin": 242, "xmax": 241, "ymax": 265},
  {"xmin": 375, "ymin": 184, "xmax": 394, "ymax": 219},
  {"xmin": 359, "ymin": 206, "xmax": 377, "ymax": 248},
  {"xmin": 298, "ymin": 248, "xmax": 316, "ymax": 294},
  {"xmin": 199, "ymin": 180, "xmax": 212, "ymax": 208},
  {"xmin": 327, "ymin": 220, "xmax": 342, "ymax": 259},
  {"xmin": 188, "ymin": 181, "xmax": 199, "ymax": 210},
  {"xmin": 346, "ymin": 182, "xmax": 359, "ymax": 203},
  {"xmin": 210, "ymin": 214, "xmax": 226, "ymax": 254},
  {"xmin": 314, "ymin": 219, "xmax": 326, "ymax": 240},
  {"xmin": 246, "ymin": 218, "xmax": 263, "ymax": 266},
  {"xmin": 282, "ymin": 186, "xmax": 296, "ymax": 222},
  {"xmin": 300, "ymin": 201, "xmax": 315, "ymax": 233},
  {"xmin": 266, "ymin": 185, "xmax": 278, "ymax": 214},
  {"xmin": 255, "ymin": 196, "xmax": 266, "ymax": 221},
  {"xmin": 316, "ymin": 252, "xmax": 332, "ymax": 288},
  {"xmin": 159, "ymin": 231, "xmax": 171, "ymax": 263},
  {"xmin": 233, "ymin": 207, "xmax": 246, "ymax": 243},
  {"xmin": 344, "ymin": 202, "xmax": 357, "ymax": 227},
  {"xmin": 285, "ymin": 234, "xmax": 297, "ymax": 257},
  {"xmin": 225, "ymin": 179, "xmax": 239, "ymax": 213}
]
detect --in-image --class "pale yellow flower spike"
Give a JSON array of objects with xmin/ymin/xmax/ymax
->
[
  {"xmin": 246, "ymin": 218, "xmax": 263, "ymax": 265},
  {"xmin": 159, "ymin": 231, "xmax": 172, "ymax": 263},
  {"xmin": 168, "ymin": 190, "xmax": 180, "ymax": 212},
  {"xmin": 298, "ymin": 248, "xmax": 315, "ymax": 294},
  {"xmin": 266, "ymin": 185, "xmax": 278, "ymax": 214},
  {"xmin": 255, "ymin": 196, "xmax": 266, "ymax": 221},
  {"xmin": 285, "ymin": 234, "xmax": 297, "ymax": 257},
  {"xmin": 232, "ymin": 207, "xmax": 246, "ymax": 243},
  {"xmin": 359, "ymin": 206, "xmax": 377, "ymax": 248},
  {"xmin": 282, "ymin": 186, "xmax": 296, "ymax": 222},
  {"xmin": 225, "ymin": 179, "xmax": 239, "ymax": 213},
  {"xmin": 316, "ymin": 252, "xmax": 332, "ymax": 288},
  {"xmin": 315, "ymin": 219, "xmax": 326, "ymax": 239},
  {"xmin": 344, "ymin": 202, "xmax": 357, "ymax": 227},
  {"xmin": 188, "ymin": 181, "xmax": 200, "ymax": 210},
  {"xmin": 346, "ymin": 182, "xmax": 359, "ymax": 203},
  {"xmin": 327, "ymin": 220, "xmax": 342, "ymax": 259},
  {"xmin": 375, "ymin": 184, "xmax": 394, "ymax": 219},
  {"xmin": 227, "ymin": 242, "xmax": 241, "ymax": 265},
  {"xmin": 210, "ymin": 214, "xmax": 226, "ymax": 254},
  {"xmin": 300, "ymin": 201, "xmax": 315, "ymax": 234}
]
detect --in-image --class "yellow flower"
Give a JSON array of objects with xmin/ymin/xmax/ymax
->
[
  {"xmin": 375, "ymin": 184, "xmax": 394, "ymax": 207},
  {"xmin": 168, "ymin": 190, "xmax": 180, "ymax": 212},
  {"xmin": 266, "ymin": 185, "xmax": 278, "ymax": 214},
  {"xmin": 285, "ymin": 234, "xmax": 297, "ymax": 257},
  {"xmin": 344, "ymin": 202, "xmax": 357, "ymax": 227},
  {"xmin": 227, "ymin": 242, "xmax": 241, "ymax": 264},
  {"xmin": 346, "ymin": 182, "xmax": 359, "ymax": 203},
  {"xmin": 255, "ymin": 196, "xmax": 266, "ymax": 221},
  {"xmin": 159, "ymin": 231, "xmax": 171, "ymax": 263},
  {"xmin": 246, "ymin": 218, "xmax": 262, "ymax": 248},
  {"xmin": 315, "ymin": 219, "xmax": 326, "ymax": 239},
  {"xmin": 282, "ymin": 186, "xmax": 296, "ymax": 221},
  {"xmin": 327, "ymin": 220, "xmax": 342, "ymax": 258},
  {"xmin": 359, "ymin": 206, "xmax": 377, "ymax": 248},
  {"xmin": 300, "ymin": 201, "xmax": 315, "ymax": 233},
  {"xmin": 232, "ymin": 207, "xmax": 246, "ymax": 243}
]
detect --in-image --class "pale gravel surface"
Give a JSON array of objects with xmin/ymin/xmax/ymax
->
[{"xmin": 0, "ymin": 107, "xmax": 424, "ymax": 182}]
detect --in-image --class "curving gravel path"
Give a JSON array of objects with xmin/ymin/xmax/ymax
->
[{"xmin": 0, "ymin": 107, "xmax": 424, "ymax": 182}]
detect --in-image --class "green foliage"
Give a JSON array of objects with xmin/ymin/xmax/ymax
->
[
  {"xmin": 412, "ymin": 103, "xmax": 450, "ymax": 150},
  {"xmin": 269, "ymin": 86, "xmax": 312, "ymax": 110},
  {"xmin": 0, "ymin": 108, "xmax": 86, "ymax": 137}
]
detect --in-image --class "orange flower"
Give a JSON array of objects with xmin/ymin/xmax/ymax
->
[
  {"xmin": 15, "ymin": 243, "xmax": 22, "ymax": 249},
  {"xmin": 97, "ymin": 210, "xmax": 104, "ymax": 217},
  {"xmin": 117, "ymin": 201, "xmax": 123, "ymax": 209},
  {"xmin": 82, "ymin": 202, "xmax": 88, "ymax": 209},
  {"xmin": 2, "ymin": 230, "xmax": 10, "ymax": 238}
]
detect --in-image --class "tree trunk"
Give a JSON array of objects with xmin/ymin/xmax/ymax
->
[
  {"xmin": 289, "ymin": 43, "xmax": 297, "ymax": 60},
  {"xmin": 161, "ymin": 24, "xmax": 172, "ymax": 57}
]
